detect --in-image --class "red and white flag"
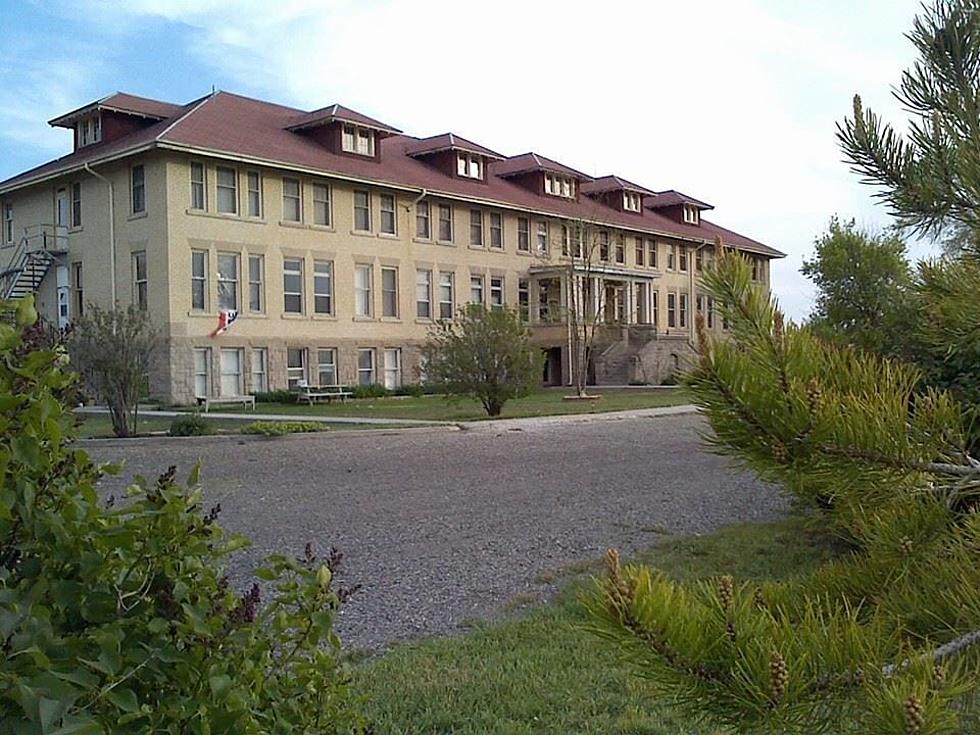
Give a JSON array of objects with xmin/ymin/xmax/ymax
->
[{"xmin": 209, "ymin": 309, "xmax": 238, "ymax": 338}]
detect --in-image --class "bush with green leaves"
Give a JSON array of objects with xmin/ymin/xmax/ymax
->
[
  {"xmin": 0, "ymin": 296, "xmax": 369, "ymax": 733},
  {"xmin": 168, "ymin": 412, "xmax": 212, "ymax": 437},
  {"xmin": 241, "ymin": 420, "xmax": 325, "ymax": 437},
  {"xmin": 253, "ymin": 389, "xmax": 297, "ymax": 404}
]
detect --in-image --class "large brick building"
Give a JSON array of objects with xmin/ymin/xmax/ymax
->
[{"xmin": 0, "ymin": 91, "xmax": 783, "ymax": 404}]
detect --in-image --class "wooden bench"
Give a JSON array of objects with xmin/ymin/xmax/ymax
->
[
  {"xmin": 296, "ymin": 383, "xmax": 353, "ymax": 406},
  {"xmin": 197, "ymin": 394, "xmax": 256, "ymax": 412}
]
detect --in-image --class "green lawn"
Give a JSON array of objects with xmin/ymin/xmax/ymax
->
[
  {"xmin": 190, "ymin": 388, "xmax": 690, "ymax": 423},
  {"xmin": 354, "ymin": 520, "xmax": 842, "ymax": 735},
  {"xmin": 75, "ymin": 414, "xmax": 251, "ymax": 438}
]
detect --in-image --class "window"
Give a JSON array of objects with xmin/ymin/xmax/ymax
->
[
  {"xmin": 216, "ymin": 167, "xmax": 238, "ymax": 214},
  {"xmin": 357, "ymin": 348, "xmax": 376, "ymax": 385},
  {"xmin": 438, "ymin": 272, "xmax": 454, "ymax": 319},
  {"xmin": 667, "ymin": 293, "xmax": 676, "ymax": 328},
  {"xmin": 3, "ymin": 202, "xmax": 12, "ymax": 244},
  {"xmin": 544, "ymin": 173, "xmax": 576, "ymax": 198},
  {"xmin": 381, "ymin": 267, "xmax": 398, "ymax": 318},
  {"xmin": 679, "ymin": 246, "xmax": 688, "ymax": 272},
  {"xmin": 342, "ymin": 124, "xmax": 376, "ymax": 156},
  {"xmin": 56, "ymin": 187, "xmax": 68, "ymax": 228},
  {"xmin": 283, "ymin": 257, "xmax": 304, "ymax": 314},
  {"xmin": 707, "ymin": 297, "xmax": 715, "ymax": 329},
  {"xmin": 652, "ymin": 290, "xmax": 659, "ymax": 327},
  {"xmin": 683, "ymin": 205, "xmax": 699, "ymax": 225},
  {"xmin": 615, "ymin": 235, "xmax": 625, "ymax": 263},
  {"xmin": 696, "ymin": 247, "xmax": 704, "ymax": 272},
  {"xmin": 636, "ymin": 283, "xmax": 649, "ymax": 324},
  {"xmin": 668, "ymin": 244, "xmax": 676, "ymax": 271},
  {"xmin": 571, "ymin": 225, "xmax": 583, "ymax": 258},
  {"xmin": 251, "ymin": 348, "xmax": 268, "ymax": 393},
  {"xmin": 647, "ymin": 239, "xmax": 658, "ymax": 268},
  {"xmin": 246, "ymin": 171, "xmax": 262, "ymax": 217},
  {"xmin": 490, "ymin": 276, "xmax": 504, "ymax": 311},
  {"xmin": 286, "ymin": 348, "xmax": 307, "ymax": 389},
  {"xmin": 131, "ymin": 164, "xmax": 145, "ymax": 214},
  {"xmin": 132, "ymin": 251, "xmax": 147, "ymax": 310},
  {"xmin": 317, "ymin": 348, "xmax": 337, "ymax": 386},
  {"xmin": 71, "ymin": 182, "xmax": 82, "ymax": 227},
  {"xmin": 217, "ymin": 253, "xmax": 239, "ymax": 311},
  {"xmin": 635, "ymin": 237, "xmax": 644, "ymax": 266},
  {"xmin": 193, "ymin": 348, "xmax": 211, "ymax": 398},
  {"xmin": 191, "ymin": 250, "xmax": 208, "ymax": 311},
  {"xmin": 416, "ymin": 269, "xmax": 432, "ymax": 318},
  {"xmin": 77, "ymin": 116, "xmax": 102, "ymax": 147},
  {"xmin": 383, "ymin": 348, "xmax": 402, "ymax": 389},
  {"xmin": 72, "ymin": 262, "xmax": 83, "ymax": 317},
  {"xmin": 438, "ymin": 204, "xmax": 453, "ymax": 241},
  {"xmin": 599, "ymin": 231, "xmax": 610, "ymax": 261},
  {"xmin": 248, "ymin": 255, "xmax": 264, "ymax": 312},
  {"xmin": 518, "ymin": 278, "xmax": 530, "ymax": 320},
  {"xmin": 189, "ymin": 162, "xmax": 206, "ymax": 210},
  {"xmin": 303, "ymin": 181, "xmax": 327, "ymax": 226},
  {"xmin": 623, "ymin": 191, "xmax": 642, "ymax": 212},
  {"xmin": 679, "ymin": 293, "xmax": 689, "ymax": 328},
  {"xmin": 517, "ymin": 217, "xmax": 530, "ymax": 252},
  {"xmin": 355, "ymin": 264, "xmax": 373, "ymax": 317},
  {"xmin": 536, "ymin": 221, "xmax": 549, "ymax": 254},
  {"xmin": 282, "ymin": 177, "xmax": 301, "ymax": 222},
  {"xmin": 220, "ymin": 348, "xmax": 243, "ymax": 396},
  {"xmin": 456, "ymin": 152, "xmax": 483, "ymax": 179},
  {"xmin": 380, "ymin": 193, "xmax": 396, "ymax": 234},
  {"xmin": 489, "ymin": 212, "xmax": 503, "ymax": 249},
  {"xmin": 470, "ymin": 275, "xmax": 484, "ymax": 305},
  {"xmin": 560, "ymin": 225, "xmax": 570, "ymax": 256},
  {"xmin": 313, "ymin": 260, "xmax": 333, "ymax": 314},
  {"xmin": 469, "ymin": 209, "xmax": 483, "ymax": 246},
  {"xmin": 751, "ymin": 257, "xmax": 762, "ymax": 281},
  {"xmin": 416, "ymin": 200, "xmax": 430, "ymax": 239},
  {"xmin": 354, "ymin": 190, "xmax": 371, "ymax": 232}
]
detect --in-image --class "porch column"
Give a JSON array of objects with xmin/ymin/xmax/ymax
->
[{"xmin": 625, "ymin": 280, "xmax": 634, "ymax": 325}]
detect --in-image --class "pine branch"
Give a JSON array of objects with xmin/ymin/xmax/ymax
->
[{"xmin": 882, "ymin": 628, "xmax": 980, "ymax": 676}]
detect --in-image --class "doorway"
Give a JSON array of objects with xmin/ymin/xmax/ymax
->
[{"xmin": 542, "ymin": 347, "xmax": 563, "ymax": 386}]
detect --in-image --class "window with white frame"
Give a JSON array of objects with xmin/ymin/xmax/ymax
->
[
  {"xmin": 437, "ymin": 204, "xmax": 453, "ymax": 241},
  {"xmin": 560, "ymin": 224, "xmax": 569, "ymax": 256},
  {"xmin": 191, "ymin": 250, "xmax": 207, "ymax": 311},
  {"xmin": 354, "ymin": 190, "xmax": 371, "ymax": 232},
  {"xmin": 381, "ymin": 267, "xmax": 398, "ymax": 318},
  {"xmin": 599, "ymin": 231, "xmax": 610, "ymax": 261},
  {"xmin": 416, "ymin": 269, "xmax": 432, "ymax": 318},
  {"xmin": 77, "ymin": 116, "xmax": 102, "ymax": 147},
  {"xmin": 282, "ymin": 178, "xmax": 301, "ymax": 222},
  {"xmin": 667, "ymin": 292, "xmax": 676, "ymax": 328},
  {"xmin": 193, "ymin": 348, "xmax": 211, "ymax": 398},
  {"xmin": 190, "ymin": 162, "xmax": 206, "ymax": 210},
  {"xmin": 380, "ymin": 193, "xmax": 396, "ymax": 234},
  {"xmin": 72, "ymin": 262, "xmax": 83, "ymax": 318},
  {"xmin": 635, "ymin": 237, "xmax": 645, "ymax": 266},
  {"xmin": 283, "ymin": 257, "xmax": 304, "ymax": 313},
  {"xmin": 311, "ymin": 182, "xmax": 330, "ymax": 226},
  {"xmin": 571, "ymin": 225, "xmax": 583, "ymax": 257},
  {"xmin": 544, "ymin": 173, "xmax": 575, "ymax": 198},
  {"xmin": 470, "ymin": 274, "xmax": 484, "ymax": 305},
  {"xmin": 71, "ymin": 182, "xmax": 82, "ymax": 228},
  {"xmin": 438, "ymin": 272, "xmax": 454, "ymax": 319},
  {"xmin": 683, "ymin": 205, "xmax": 699, "ymax": 224},
  {"xmin": 652, "ymin": 290, "xmax": 659, "ymax": 326},
  {"xmin": 679, "ymin": 246, "xmax": 689, "ymax": 272},
  {"xmin": 317, "ymin": 348, "xmax": 337, "ymax": 386},
  {"xmin": 286, "ymin": 347, "xmax": 307, "ymax": 388},
  {"xmin": 220, "ymin": 348, "xmax": 243, "ymax": 396},
  {"xmin": 647, "ymin": 239, "xmax": 658, "ymax": 268},
  {"xmin": 667, "ymin": 243, "xmax": 676, "ymax": 270},
  {"xmin": 132, "ymin": 251, "xmax": 147, "ymax": 310},
  {"xmin": 456, "ymin": 152, "xmax": 483, "ymax": 179},
  {"xmin": 251, "ymin": 347, "xmax": 268, "ymax": 393},
  {"xmin": 490, "ymin": 276, "xmax": 504, "ymax": 311},
  {"xmin": 469, "ymin": 209, "xmax": 483, "ymax": 246},
  {"xmin": 248, "ymin": 255, "xmax": 264, "ymax": 312},
  {"xmin": 416, "ymin": 200, "xmax": 430, "ymax": 239},
  {"xmin": 131, "ymin": 164, "xmax": 145, "ymax": 214},
  {"xmin": 217, "ymin": 252, "xmax": 239, "ymax": 311},
  {"xmin": 3, "ymin": 202, "xmax": 12, "ymax": 244},
  {"xmin": 517, "ymin": 217, "xmax": 530, "ymax": 252},
  {"xmin": 679, "ymin": 292, "xmax": 689, "ymax": 327},
  {"xmin": 489, "ymin": 212, "xmax": 503, "ymax": 249},
  {"xmin": 216, "ymin": 167, "xmax": 238, "ymax": 214},
  {"xmin": 536, "ymin": 221, "xmax": 549, "ymax": 254},
  {"xmin": 342, "ymin": 124, "xmax": 376, "ymax": 156},
  {"xmin": 246, "ymin": 171, "xmax": 262, "ymax": 217},
  {"xmin": 615, "ymin": 235, "xmax": 625, "ymax": 263},
  {"xmin": 354, "ymin": 264, "xmax": 373, "ymax": 317},
  {"xmin": 518, "ymin": 279, "xmax": 529, "ymax": 320},
  {"xmin": 623, "ymin": 191, "xmax": 642, "ymax": 212},
  {"xmin": 383, "ymin": 348, "xmax": 402, "ymax": 389},
  {"xmin": 313, "ymin": 260, "xmax": 333, "ymax": 314},
  {"xmin": 357, "ymin": 348, "xmax": 376, "ymax": 385}
]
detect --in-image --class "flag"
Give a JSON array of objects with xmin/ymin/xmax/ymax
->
[{"xmin": 209, "ymin": 309, "xmax": 238, "ymax": 338}]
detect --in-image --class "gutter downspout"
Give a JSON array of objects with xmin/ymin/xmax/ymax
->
[
  {"xmin": 408, "ymin": 188, "xmax": 428, "ymax": 210},
  {"xmin": 83, "ymin": 162, "xmax": 116, "ymax": 305}
]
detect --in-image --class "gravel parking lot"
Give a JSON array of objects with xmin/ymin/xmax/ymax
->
[{"xmin": 88, "ymin": 413, "xmax": 785, "ymax": 650}]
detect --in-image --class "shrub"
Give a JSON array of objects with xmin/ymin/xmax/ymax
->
[
  {"xmin": 252, "ymin": 389, "xmax": 296, "ymax": 404},
  {"xmin": 351, "ymin": 384, "xmax": 390, "ymax": 399},
  {"xmin": 242, "ymin": 420, "xmax": 325, "ymax": 436},
  {"xmin": 168, "ymin": 412, "xmax": 213, "ymax": 436},
  {"xmin": 659, "ymin": 372, "xmax": 679, "ymax": 386},
  {"xmin": 393, "ymin": 383, "xmax": 425, "ymax": 397},
  {"xmin": 0, "ymin": 297, "xmax": 369, "ymax": 733}
]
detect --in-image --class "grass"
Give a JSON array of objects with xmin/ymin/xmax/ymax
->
[
  {"xmin": 354, "ymin": 519, "xmax": 841, "ymax": 735},
  {"xmin": 195, "ymin": 387, "xmax": 691, "ymax": 423}
]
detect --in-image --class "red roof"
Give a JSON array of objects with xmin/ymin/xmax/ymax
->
[
  {"xmin": 646, "ymin": 190, "xmax": 714, "ymax": 211},
  {"xmin": 581, "ymin": 175, "xmax": 657, "ymax": 197},
  {"xmin": 48, "ymin": 92, "xmax": 187, "ymax": 127},
  {"xmin": 284, "ymin": 103, "xmax": 400, "ymax": 134},
  {"xmin": 3, "ymin": 91, "xmax": 783, "ymax": 258},
  {"xmin": 405, "ymin": 133, "xmax": 504, "ymax": 160}
]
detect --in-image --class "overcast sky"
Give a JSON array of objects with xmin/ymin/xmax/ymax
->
[{"xmin": 0, "ymin": 0, "xmax": 933, "ymax": 319}]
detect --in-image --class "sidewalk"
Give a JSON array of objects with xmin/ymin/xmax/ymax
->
[
  {"xmin": 458, "ymin": 404, "xmax": 699, "ymax": 431},
  {"xmin": 74, "ymin": 406, "xmax": 450, "ymax": 426}
]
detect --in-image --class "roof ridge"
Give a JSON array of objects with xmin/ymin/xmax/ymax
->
[{"xmin": 155, "ymin": 93, "xmax": 216, "ymax": 142}]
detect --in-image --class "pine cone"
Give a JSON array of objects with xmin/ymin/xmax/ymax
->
[
  {"xmin": 899, "ymin": 536, "xmax": 914, "ymax": 555},
  {"xmin": 718, "ymin": 575, "xmax": 734, "ymax": 611},
  {"xmin": 769, "ymin": 651, "xmax": 788, "ymax": 705},
  {"xmin": 932, "ymin": 663, "xmax": 946, "ymax": 688},
  {"xmin": 753, "ymin": 587, "xmax": 767, "ymax": 611},
  {"xmin": 904, "ymin": 693, "xmax": 925, "ymax": 734},
  {"xmin": 805, "ymin": 378, "xmax": 822, "ymax": 413},
  {"xmin": 771, "ymin": 441, "xmax": 787, "ymax": 462}
]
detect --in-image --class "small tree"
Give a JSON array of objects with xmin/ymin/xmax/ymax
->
[
  {"xmin": 68, "ymin": 303, "xmax": 159, "ymax": 437},
  {"xmin": 421, "ymin": 304, "xmax": 540, "ymax": 416}
]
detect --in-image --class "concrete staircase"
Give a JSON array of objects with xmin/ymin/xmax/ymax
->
[{"xmin": 591, "ymin": 325, "xmax": 659, "ymax": 384}]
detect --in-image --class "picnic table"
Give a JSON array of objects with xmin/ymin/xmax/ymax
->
[{"xmin": 296, "ymin": 382, "xmax": 353, "ymax": 406}]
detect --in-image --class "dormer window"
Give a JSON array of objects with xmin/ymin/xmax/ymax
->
[
  {"xmin": 544, "ymin": 173, "xmax": 576, "ymax": 198},
  {"xmin": 623, "ymin": 191, "xmax": 642, "ymax": 212},
  {"xmin": 342, "ymin": 124, "xmax": 375, "ymax": 156},
  {"xmin": 457, "ymin": 152, "xmax": 483, "ymax": 179},
  {"xmin": 683, "ymin": 205, "xmax": 700, "ymax": 224},
  {"xmin": 77, "ymin": 116, "xmax": 102, "ymax": 148}
]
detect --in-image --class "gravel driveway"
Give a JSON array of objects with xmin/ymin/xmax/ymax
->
[{"xmin": 88, "ymin": 413, "xmax": 785, "ymax": 650}]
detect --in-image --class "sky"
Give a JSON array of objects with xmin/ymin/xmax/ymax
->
[{"xmin": 0, "ymin": 0, "xmax": 935, "ymax": 319}]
